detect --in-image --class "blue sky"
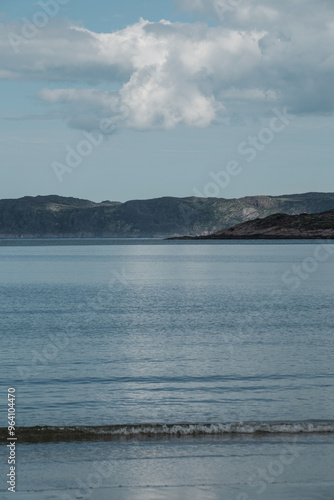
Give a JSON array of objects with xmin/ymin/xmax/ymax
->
[{"xmin": 1, "ymin": 0, "xmax": 334, "ymax": 202}]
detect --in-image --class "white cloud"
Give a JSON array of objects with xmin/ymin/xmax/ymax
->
[{"xmin": 1, "ymin": 1, "xmax": 334, "ymax": 131}]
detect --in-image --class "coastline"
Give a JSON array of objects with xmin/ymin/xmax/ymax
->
[
  {"xmin": 3, "ymin": 483, "xmax": 334, "ymax": 500},
  {"xmin": 1, "ymin": 432, "xmax": 333, "ymax": 500},
  {"xmin": 168, "ymin": 234, "xmax": 334, "ymax": 240}
]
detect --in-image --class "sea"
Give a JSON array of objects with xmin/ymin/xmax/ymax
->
[{"xmin": 0, "ymin": 239, "xmax": 333, "ymax": 500}]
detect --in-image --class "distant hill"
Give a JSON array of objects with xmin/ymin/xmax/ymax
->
[
  {"xmin": 1, "ymin": 193, "xmax": 334, "ymax": 238},
  {"xmin": 173, "ymin": 210, "xmax": 334, "ymax": 240}
]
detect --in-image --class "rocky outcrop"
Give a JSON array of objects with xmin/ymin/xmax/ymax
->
[{"xmin": 173, "ymin": 210, "xmax": 334, "ymax": 240}]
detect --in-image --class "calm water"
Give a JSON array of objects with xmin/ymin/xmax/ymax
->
[{"xmin": 0, "ymin": 240, "xmax": 333, "ymax": 498}]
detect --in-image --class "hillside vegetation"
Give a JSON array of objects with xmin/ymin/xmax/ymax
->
[{"xmin": 1, "ymin": 193, "xmax": 334, "ymax": 238}]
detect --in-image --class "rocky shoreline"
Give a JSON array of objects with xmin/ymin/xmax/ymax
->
[{"xmin": 169, "ymin": 211, "xmax": 334, "ymax": 240}]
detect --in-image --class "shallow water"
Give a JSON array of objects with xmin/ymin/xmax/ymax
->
[{"xmin": 0, "ymin": 240, "xmax": 333, "ymax": 496}]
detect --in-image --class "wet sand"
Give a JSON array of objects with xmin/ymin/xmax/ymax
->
[
  {"xmin": 1, "ymin": 433, "xmax": 333, "ymax": 500},
  {"xmin": 3, "ymin": 483, "xmax": 334, "ymax": 500}
]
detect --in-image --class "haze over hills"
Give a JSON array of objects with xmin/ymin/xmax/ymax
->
[
  {"xmin": 173, "ymin": 210, "xmax": 334, "ymax": 240},
  {"xmin": 1, "ymin": 193, "xmax": 334, "ymax": 239}
]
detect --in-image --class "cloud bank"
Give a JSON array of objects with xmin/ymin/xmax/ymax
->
[{"xmin": 1, "ymin": 0, "xmax": 334, "ymax": 130}]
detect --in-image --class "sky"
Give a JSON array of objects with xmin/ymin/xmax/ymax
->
[{"xmin": 0, "ymin": 0, "xmax": 334, "ymax": 203}]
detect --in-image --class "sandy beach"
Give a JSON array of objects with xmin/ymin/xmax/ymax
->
[
  {"xmin": 3, "ymin": 482, "xmax": 334, "ymax": 500},
  {"xmin": 1, "ymin": 432, "xmax": 334, "ymax": 500}
]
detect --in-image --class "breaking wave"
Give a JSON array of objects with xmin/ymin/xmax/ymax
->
[{"xmin": 1, "ymin": 421, "xmax": 334, "ymax": 443}]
